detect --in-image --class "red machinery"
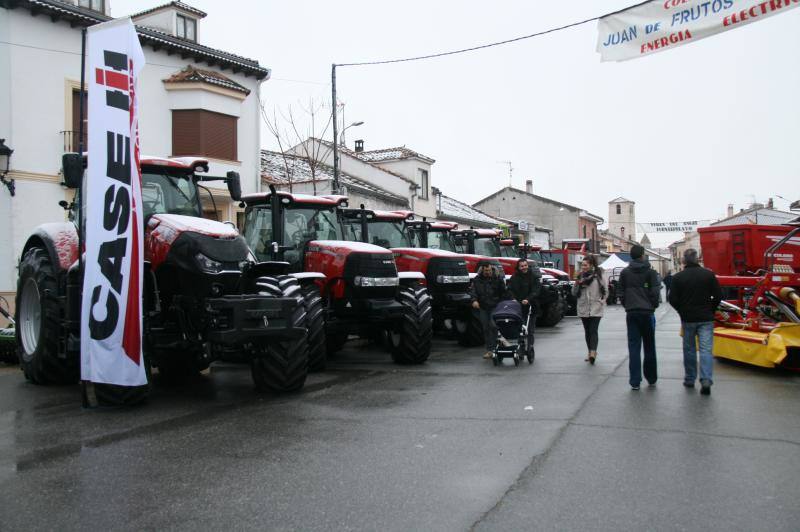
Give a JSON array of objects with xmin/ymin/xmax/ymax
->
[
  {"xmin": 337, "ymin": 209, "xmax": 482, "ymax": 346},
  {"xmin": 699, "ymin": 223, "xmax": 800, "ymax": 369},
  {"xmin": 451, "ymin": 229, "xmax": 567, "ymax": 326},
  {"xmin": 15, "ymin": 155, "xmax": 311, "ymax": 404},
  {"xmin": 240, "ymin": 188, "xmax": 433, "ymax": 366}
]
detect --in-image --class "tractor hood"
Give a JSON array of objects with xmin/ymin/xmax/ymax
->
[
  {"xmin": 390, "ymin": 247, "xmax": 461, "ymax": 259},
  {"xmin": 146, "ymin": 214, "xmax": 248, "ymax": 270}
]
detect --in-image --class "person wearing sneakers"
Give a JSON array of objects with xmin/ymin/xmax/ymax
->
[
  {"xmin": 668, "ymin": 248, "xmax": 722, "ymax": 395},
  {"xmin": 572, "ymin": 255, "xmax": 607, "ymax": 365},
  {"xmin": 469, "ymin": 261, "xmax": 509, "ymax": 359},
  {"xmin": 619, "ymin": 245, "xmax": 661, "ymax": 390}
]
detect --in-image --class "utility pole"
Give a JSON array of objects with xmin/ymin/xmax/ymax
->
[{"xmin": 331, "ymin": 64, "xmax": 339, "ymax": 193}]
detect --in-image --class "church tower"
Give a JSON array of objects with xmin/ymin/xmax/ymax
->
[{"xmin": 608, "ymin": 197, "xmax": 636, "ymax": 241}]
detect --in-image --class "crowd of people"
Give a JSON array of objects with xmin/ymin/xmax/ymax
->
[{"xmin": 468, "ymin": 245, "xmax": 722, "ymax": 395}]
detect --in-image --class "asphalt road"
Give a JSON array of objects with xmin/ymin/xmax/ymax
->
[{"xmin": 1, "ymin": 304, "xmax": 799, "ymax": 531}]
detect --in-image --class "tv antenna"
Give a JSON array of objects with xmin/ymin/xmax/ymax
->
[{"xmin": 497, "ymin": 161, "xmax": 513, "ymax": 186}]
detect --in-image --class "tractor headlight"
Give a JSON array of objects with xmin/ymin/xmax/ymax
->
[
  {"xmin": 195, "ymin": 252, "xmax": 223, "ymax": 273},
  {"xmin": 436, "ymin": 275, "xmax": 470, "ymax": 284},
  {"xmin": 353, "ymin": 276, "xmax": 400, "ymax": 287}
]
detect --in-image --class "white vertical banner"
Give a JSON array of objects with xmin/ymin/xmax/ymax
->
[
  {"xmin": 81, "ymin": 18, "xmax": 147, "ymax": 386},
  {"xmin": 597, "ymin": 0, "xmax": 800, "ymax": 62}
]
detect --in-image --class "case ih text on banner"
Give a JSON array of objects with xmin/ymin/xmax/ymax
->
[
  {"xmin": 81, "ymin": 18, "xmax": 147, "ymax": 387},
  {"xmin": 597, "ymin": 0, "xmax": 799, "ymax": 61}
]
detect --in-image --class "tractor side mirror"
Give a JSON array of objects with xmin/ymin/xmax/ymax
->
[
  {"xmin": 62, "ymin": 153, "xmax": 83, "ymax": 189},
  {"xmin": 226, "ymin": 171, "xmax": 242, "ymax": 201}
]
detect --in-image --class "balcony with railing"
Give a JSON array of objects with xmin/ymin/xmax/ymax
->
[{"xmin": 60, "ymin": 130, "xmax": 86, "ymax": 153}]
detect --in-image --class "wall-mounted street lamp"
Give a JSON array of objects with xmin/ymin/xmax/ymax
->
[
  {"xmin": 0, "ymin": 138, "xmax": 14, "ymax": 197},
  {"xmin": 339, "ymin": 121, "xmax": 364, "ymax": 146}
]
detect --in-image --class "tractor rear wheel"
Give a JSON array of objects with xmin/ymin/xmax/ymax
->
[
  {"xmin": 251, "ymin": 276, "xmax": 309, "ymax": 392},
  {"xmin": 15, "ymin": 248, "xmax": 77, "ymax": 384},
  {"xmin": 86, "ymin": 355, "xmax": 151, "ymax": 407},
  {"xmin": 388, "ymin": 283, "xmax": 433, "ymax": 365},
  {"xmin": 455, "ymin": 309, "xmax": 483, "ymax": 347},
  {"xmin": 301, "ymin": 283, "xmax": 326, "ymax": 372}
]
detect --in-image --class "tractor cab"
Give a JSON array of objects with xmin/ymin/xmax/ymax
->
[
  {"xmin": 340, "ymin": 208, "xmax": 414, "ymax": 249},
  {"xmin": 406, "ymin": 220, "xmax": 459, "ymax": 252}
]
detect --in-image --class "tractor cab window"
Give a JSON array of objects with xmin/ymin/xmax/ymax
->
[
  {"xmin": 452, "ymin": 234, "xmax": 468, "ymax": 254},
  {"xmin": 284, "ymin": 207, "xmax": 341, "ymax": 246},
  {"xmin": 499, "ymin": 246, "xmax": 516, "ymax": 258},
  {"xmin": 425, "ymin": 230, "xmax": 455, "ymax": 251},
  {"xmin": 242, "ymin": 206, "xmax": 273, "ymax": 259},
  {"xmin": 141, "ymin": 171, "xmax": 201, "ymax": 219},
  {"xmin": 474, "ymin": 237, "xmax": 501, "ymax": 257},
  {"xmin": 342, "ymin": 218, "xmax": 362, "ymax": 242},
  {"xmin": 527, "ymin": 251, "xmax": 543, "ymax": 265},
  {"xmin": 367, "ymin": 221, "xmax": 410, "ymax": 249}
]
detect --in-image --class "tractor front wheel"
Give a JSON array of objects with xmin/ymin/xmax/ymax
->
[
  {"xmin": 16, "ymin": 248, "xmax": 77, "ymax": 384},
  {"xmin": 388, "ymin": 283, "xmax": 433, "ymax": 365},
  {"xmin": 455, "ymin": 309, "xmax": 483, "ymax": 347},
  {"xmin": 251, "ymin": 277, "xmax": 309, "ymax": 392},
  {"xmin": 301, "ymin": 283, "xmax": 327, "ymax": 372}
]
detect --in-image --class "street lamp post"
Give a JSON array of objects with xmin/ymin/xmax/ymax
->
[{"xmin": 340, "ymin": 121, "xmax": 364, "ymax": 147}]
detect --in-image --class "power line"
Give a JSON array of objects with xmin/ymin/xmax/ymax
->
[{"xmin": 336, "ymin": 0, "xmax": 651, "ymax": 67}]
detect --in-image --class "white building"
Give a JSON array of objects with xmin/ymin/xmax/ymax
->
[
  {"xmin": 288, "ymin": 139, "xmax": 438, "ymax": 219},
  {"xmin": 0, "ymin": 0, "xmax": 270, "ymax": 325},
  {"xmin": 608, "ymin": 197, "xmax": 636, "ymax": 241}
]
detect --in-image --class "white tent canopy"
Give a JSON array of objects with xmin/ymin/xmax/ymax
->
[{"xmin": 599, "ymin": 254, "xmax": 629, "ymax": 271}]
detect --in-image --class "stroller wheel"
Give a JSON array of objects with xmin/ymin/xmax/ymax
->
[
  {"xmin": 527, "ymin": 346, "xmax": 535, "ymax": 364},
  {"xmin": 513, "ymin": 354, "xmax": 520, "ymax": 367},
  {"xmin": 492, "ymin": 354, "xmax": 500, "ymax": 366}
]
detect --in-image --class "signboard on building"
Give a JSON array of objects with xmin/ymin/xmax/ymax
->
[
  {"xmin": 518, "ymin": 220, "xmax": 529, "ymax": 231},
  {"xmin": 597, "ymin": 0, "xmax": 800, "ymax": 62}
]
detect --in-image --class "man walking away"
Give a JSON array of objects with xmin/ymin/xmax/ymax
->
[
  {"xmin": 619, "ymin": 245, "xmax": 661, "ymax": 390},
  {"xmin": 663, "ymin": 270, "xmax": 673, "ymax": 300},
  {"xmin": 470, "ymin": 261, "xmax": 509, "ymax": 359},
  {"xmin": 668, "ymin": 249, "xmax": 722, "ymax": 395}
]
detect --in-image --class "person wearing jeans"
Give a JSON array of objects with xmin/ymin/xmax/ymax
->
[
  {"xmin": 618, "ymin": 245, "xmax": 661, "ymax": 390},
  {"xmin": 469, "ymin": 261, "xmax": 509, "ymax": 359},
  {"xmin": 669, "ymin": 248, "xmax": 722, "ymax": 395}
]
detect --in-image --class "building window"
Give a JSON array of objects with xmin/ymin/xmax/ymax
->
[
  {"xmin": 172, "ymin": 109, "xmax": 237, "ymax": 161},
  {"xmin": 616, "ymin": 204, "xmax": 621, "ymax": 215},
  {"xmin": 69, "ymin": 88, "xmax": 88, "ymax": 152},
  {"xmin": 176, "ymin": 14, "xmax": 197, "ymax": 41},
  {"xmin": 417, "ymin": 169, "xmax": 429, "ymax": 200},
  {"xmin": 78, "ymin": 0, "xmax": 104, "ymax": 12}
]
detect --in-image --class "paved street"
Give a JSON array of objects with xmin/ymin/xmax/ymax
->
[{"xmin": 1, "ymin": 304, "xmax": 799, "ymax": 531}]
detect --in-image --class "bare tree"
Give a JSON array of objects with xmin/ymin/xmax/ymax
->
[{"xmin": 261, "ymin": 98, "xmax": 334, "ymax": 196}]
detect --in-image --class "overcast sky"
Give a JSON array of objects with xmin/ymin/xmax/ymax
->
[{"xmin": 114, "ymin": 0, "xmax": 799, "ymax": 246}]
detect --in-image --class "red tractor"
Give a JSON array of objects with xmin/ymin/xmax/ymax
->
[
  {"xmin": 452, "ymin": 229, "xmax": 567, "ymax": 326},
  {"xmin": 14, "ymin": 155, "xmax": 312, "ymax": 404},
  {"xmin": 337, "ymin": 208, "xmax": 483, "ymax": 346},
  {"xmin": 240, "ymin": 187, "xmax": 433, "ymax": 367},
  {"xmin": 503, "ymin": 240, "xmax": 577, "ymax": 317}
]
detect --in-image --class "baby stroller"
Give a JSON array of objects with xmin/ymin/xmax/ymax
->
[{"xmin": 491, "ymin": 300, "xmax": 535, "ymax": 366}]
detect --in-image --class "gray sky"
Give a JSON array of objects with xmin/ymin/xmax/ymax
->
[{"xmin": 114, "ymin": 0, "xmax": 800, "ymax": 246}]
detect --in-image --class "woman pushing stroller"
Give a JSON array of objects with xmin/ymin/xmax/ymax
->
[{"xmin": 571, "ymin": 255, "xmax": 607, "ymax": 364}]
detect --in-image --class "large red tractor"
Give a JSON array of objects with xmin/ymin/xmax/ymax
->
[
  {"xmin": 240, "ymin": 188, "xmax": 433, "ymax": 367},
  {"xmin": 338, "ymin": 208, "xmax": 483, "ymax": 346},
  {"xmin": 15, "ymin": 155, "xmax": 311, "ymax": 404},
  {"xmin": 451, "ymin": 229, "xmax": 567, "ymax": 326}
]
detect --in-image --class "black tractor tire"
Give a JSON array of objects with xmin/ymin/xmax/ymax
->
[
  {"xmin": 301, "ymin": 283, "xmax": 327, "ymax": 372},
  {"xmin": 455, "ymin": 309, "xmax": 484, "ymax": 347},
  {"xmin": 388, "ymin": 283, "xmax": 433, "ymax": 365},
  {"xmin": 15, "ymin": 248, "xmax": 78, "ymax": 384},
  {"xmin": 251, "ymin": 276, "xmax": 309, "ymax": 392},
  {"xmin": 326, "ymin": 332, "xmax": 348, "ymax": 355},
  {"xmin": 537, "ymin": 297, "xmax": 565, "ymax": 327}
]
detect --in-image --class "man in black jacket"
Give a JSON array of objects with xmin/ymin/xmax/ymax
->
[
  {"xmin": 619, "ymin": 245, "xmax": 661, "ymax": 390},
  {"xmin": 508, "ymin": 258, "xmax": 541, "ymax": 354},
  {"xmin": 470, "ymin": 261, "xmax": 509, "ymax": 359},
  {"xmin": 668, "ymin": 249, "xmax": 722, "ymax": 395}
]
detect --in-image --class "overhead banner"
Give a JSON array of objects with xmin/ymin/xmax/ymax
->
[
  {"xmin": 81, "ymin": 18, "xmax": 147, "ymax": 386},
  {"xmin": 597, "ymin": 0, "xmax": 800, "ymax": 62},
  {"xmin": 637, "ymin": 220, "xmax": 713, "ymax": 233}
]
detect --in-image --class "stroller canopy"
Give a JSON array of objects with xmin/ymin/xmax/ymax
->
[{"xmin": 492, "ymin": 299, "xmax": 523, "ymax": 321}]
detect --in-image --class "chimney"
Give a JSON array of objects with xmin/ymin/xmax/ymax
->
[
  {"xmin": 354, "ymin": 139, "xmax": 364, "ymax": 152},
  {"xmin": 525, "ymin": 180, "xmax": 533, "ymax": 194},
  {"xmin": 727, "ymin": 204, "xmax": 734, "ymax": 218}
]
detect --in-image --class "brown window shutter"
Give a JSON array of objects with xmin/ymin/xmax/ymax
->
[{"xmin": 172, "ymin": 109, "xmax": 237, "ymax": 160}]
